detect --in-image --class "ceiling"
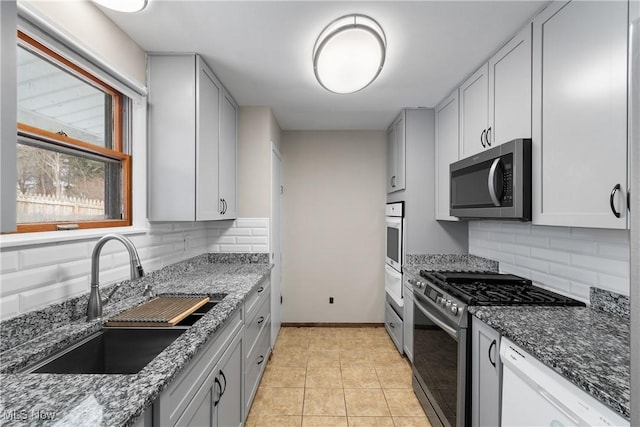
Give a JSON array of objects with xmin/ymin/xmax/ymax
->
[{"xmin": 100, "ymin": 1, "xmax": 548, "ymax": 131}]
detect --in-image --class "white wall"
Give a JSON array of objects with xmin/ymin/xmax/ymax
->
[
  {"xmin": 469, "ymin": 221, "xmax": 630, "ymax": 302},
  {"xmin": 238, "ymin": 106, "xmax": 281, "ymax": 218},
  {"xmin": 281, "ymin": 130, "xmax": 386, "ymax": 323},
  {"xmin": 18, "ymin": 0, "xmax": 146, "ymax": 86}
]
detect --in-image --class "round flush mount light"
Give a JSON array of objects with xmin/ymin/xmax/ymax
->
[
  {"xmin": 313, "ymin": 14, "xmax": 386, "ymax": 94},
  {"xmin": 92, "ymin": 0, "xmax": 148, "ymax": 13}
]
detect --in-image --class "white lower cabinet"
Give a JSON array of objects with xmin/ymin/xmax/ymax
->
[
  {"xmin": 175, "ymin": 331, "xmax": 243, "ymax": 427},
  {"xmin": 402, "ymin": 284, "xmax": 413, "ymax": 362},
  {"xmin": 243, "ymin": 278, "xmax": 272, "ymax": 415},
  {"xmin": 471, "ymin": 317, "xmax": 502, "ymax": 427},
  {"xmin": 151, "ymin": 279, "xmax": 273, "ymax": 427},
  {"xmin": 385, "ymin": 301, "xmax": 403, "ymax": 354}
]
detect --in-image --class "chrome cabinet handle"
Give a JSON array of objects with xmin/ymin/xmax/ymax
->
[
  {"xmin": 480, "ymin": 129, "xmax": 486, "ymax": 148},
  {"xmin": 488, "ymin": 339, "xmax": 497, "ymax": 367},
  {"xmin": 219, "ymin": 369, "xmax": 227, "ymax": 397},
  {"xmin": 610, "ymin": 184, "xmax": 621, "ymax": 218},
  {"xmin": 488, "ymin": 158, "xmax": 502, "ymax": 207},
  {"xmin": 388, "ymin": 322, "xmax": 395, "ymax": 329},
  {"xmin": 257, "ymin": 316, "xmax": 265, "ymax": 324},
  {"xmin": 627, "ymin": 189, "xmax": 631, "ymax": 212},
  {"xmin": 257, "ymin": 355, "xmax": 265, "ymax": 365},
  {"xmin": 391, "ymin": 176, "xmax": 396, "ymax": 188},
  {"xmin": 257, "ymin": 286, "xmax": 264, "ymax": 294},
  {"xmin": 486, "ymin": 127, "xmax": 492, "ymax": 146}
]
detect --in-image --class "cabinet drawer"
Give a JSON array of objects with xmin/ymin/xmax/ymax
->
[
  {"xmin": 244, "ymin": 326, "xmax": 270, "ymax": 413},
  {"xmin": 385, "ymin": 302, "xmax": 403, "ymax": 354},
  {"xmin": 155, "ymin": 309, "xmax": 243, "ymax": 426},
  {"xmin": 245, "ymin": 292, "xmax": 270, "ymax": 356},
  {"xmin": 244, "ymin": 277, "xmax": 270, "ymax": 319}
]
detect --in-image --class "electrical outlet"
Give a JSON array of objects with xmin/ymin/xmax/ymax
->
[{"xmin": 329, "ymin": 297, "xmax": 334, "ymax": 304}]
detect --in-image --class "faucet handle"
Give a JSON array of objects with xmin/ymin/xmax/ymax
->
[{"xmin": 143, "ymin": 284, "xmax": 156, "ymax": 298}]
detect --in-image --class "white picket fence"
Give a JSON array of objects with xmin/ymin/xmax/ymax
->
[{"xmin": 17, "ymin": 192, "xmax": 105, "ymax": 222}]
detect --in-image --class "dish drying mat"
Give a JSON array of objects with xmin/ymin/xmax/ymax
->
[{"xmin": 105, "ymin": 296, "xmax": 210, "ymax": 327}]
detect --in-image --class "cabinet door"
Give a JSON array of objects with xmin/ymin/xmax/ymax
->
[
  {"xmin": 489, "ymin": 24, "xmax": 532, "ymax": 146},
  {"xmin": 148, "ymin": 55, "xmax": 197, "ymax": 221},
  {"xmin": 435, "ymin": 90, "xmax": 460, "ymax": 221},
  {"xmin": 387, "ymin": 124, "xmax": 397, "ymax": 193},
  {"xmin": 175, "ymin": 370, "xmax": 216, "ymax": 427},
  {"xmin": 196, "ymin": 59, "xmax": 222, "ymax": 221},
  {"xmin": 460, "ymin": 64, "xmax": 489, "ymax": 157},
  {"xmin": 402, "ymin": 285, "xmax": 413, "ymax": 362},
  {"xmin": 216, "ymin": 332, "xmax": 243, "ymax": 427},
  {"xmin": 394, "ymin": 113, "xmax": 406, "ymax": 191},
  {"xmin": 220, "ymin": 89, "xmax": 238, "ymax": 219},
  {"xmin": 532, "ymin": 0, "xmax": 628, "ymax": 228},
  {"xmin": 471, "ymin": 317, "xmax": 501, "ymax": 427}
]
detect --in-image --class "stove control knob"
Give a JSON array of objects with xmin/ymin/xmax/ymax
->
[
  {"xmin": 407, "ymin": 278, "xmax": 416, "ymax": 286},
  {"xmin": 445, "ymin": 300, "xmax": 452, "ymax": 309},
  {"xmin": 441, "ymin": 298, "xmax": 448, "ymax": 308},
  {"xmin": 450, "ymin": 304, "xmax": 459, "ymax": 316},
  {"xmin": 416, "ymin": 281, "xmax": 425, "ymax": 290}
]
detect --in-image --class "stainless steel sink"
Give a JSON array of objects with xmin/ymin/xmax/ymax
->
[{"xmin": 24, "ymin": 328, "xmax": 186, "ymax": 374}]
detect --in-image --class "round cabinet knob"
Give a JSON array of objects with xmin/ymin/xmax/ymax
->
[{"xmin": 450, "ymin": 304, "xmax": 459, "ymax": 315}]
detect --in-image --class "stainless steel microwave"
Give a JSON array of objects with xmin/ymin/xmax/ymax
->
[{"xmin": 450, "ymin": 138, "xmax": 531, "ymax": 220}]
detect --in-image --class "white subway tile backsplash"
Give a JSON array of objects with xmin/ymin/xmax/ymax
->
[
  {"xmin": 19, "ymin": 277, "xmax": 87, "ymax": 313},
  {"xmin": 0, "ymin": 252, "xmax": 19, "ymax": 273},
  {"xmin": 571, "ymin": 254, "xmax": 629, "ymax": 277},
  {"xmin": 469, "ymin": 220, "xmax": 631, "ymax": 299},
  {"xmin": 598, "ymin": 243, "xmax": 630, "ymax": 260},
  {"xmin": 0, "ymin": 295, "xmax": 20, "ymax": 320},
  {"xmin": 514, "ymin": 255, "xmax": 549, "ymax": 273},
  {"xmin": 515, "ymin": 233, "xmax": 550, "ymax": 248},
  {"xmin": 549, "ymin": 264, "xmax": 598, "ymax": 285},
  {"xmin": 220, "ymin": 244, "xmax": 252, "ymax": 253},
  {"xmin": 531, "ymin": 247, "xmax": 571, "ymax": 264},
  {"xmin": 597, "ymin": 273, "xmax": 630, "ymax": 295},
  {"xmin": 1, "ymin": 266, "xmax": 58, "ymax": 297},
  {"xmin": 20, "ymin": 242, "xmax": 89, "ymax": 269},
  {"xmin": 499, "ymin": 243, "xmax": 531, "ymax": 257},
  {"xmin": 0, "ymin": 218, "xmax": 269, "ymax": 320},
  {"xmin": 531, "ymin": 271, "xmax": 572, "ymax": 295}
]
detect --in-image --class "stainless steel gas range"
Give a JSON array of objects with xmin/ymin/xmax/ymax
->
[{"xmin": 408, "ymin": 270, "xmax": 585, "ymax": 427}]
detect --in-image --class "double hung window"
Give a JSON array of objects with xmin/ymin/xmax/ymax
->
[{"xmin": 16, "ymin": 31, "xmax": 131, "ymax": 232}]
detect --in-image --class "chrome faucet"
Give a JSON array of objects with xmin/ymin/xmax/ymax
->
[{"xmin": 87, "ymin": 234, "xmax": 145, "ymax": 321}]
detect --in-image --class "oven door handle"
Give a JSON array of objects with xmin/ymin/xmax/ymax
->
[{"xmin": 414, "ymin": 294, "xmax": 458, "ymax": 340}]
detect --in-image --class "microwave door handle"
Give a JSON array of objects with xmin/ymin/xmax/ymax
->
[{"xmin": 488, "ymin": 158, "xmax": 502, "ymax": 207}]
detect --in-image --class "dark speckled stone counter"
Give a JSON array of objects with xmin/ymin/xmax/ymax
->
[
  {"xmin": 0, "ymin": 255, "xmax": 271, "ymax": 427},
  {"xmin": 470, "ymin": 305, "xmax": 630, "ymax": 420},
  {"xmin": 403, "ymin": 254, "xmax": 499, "ymax": 278}
]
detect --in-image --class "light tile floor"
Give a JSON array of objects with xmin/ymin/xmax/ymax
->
[{"xmin": 245, "ymin": 326, "xmax": 432, "ymax": 427}]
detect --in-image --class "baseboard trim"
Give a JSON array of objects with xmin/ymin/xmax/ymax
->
[{"xmin": 281, "ymin": 322, "xmax": 384, "ymax": 328}]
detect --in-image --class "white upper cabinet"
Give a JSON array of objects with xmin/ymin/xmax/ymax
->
[
  {"xmin": 219, "ymin": 89, "xmax": 238, "ymax": 219},
  {"xmin": 460, "ymin": 26, "xmax": 532, "ymax": 158},
  {"xmin": 148, "ymin": 54, "xmax": 238, "ymax": 221},
  {"xmin": 459, "ymin": 64, "xmax": 489, "ymax": 157},
  {"xmin": 488, "ymin": 24, "xmax": 532, "ymax": 146},
  {"xmin": 532, "ymin": 0, "xmax": 628, "ymax": 228},
  {"xmin": 387, "ymin": 112, "xmax": 406, "ymax": 193},
  {"xmin": 435, "ymin": 90, "xmax": 460, "ymax": 221}
]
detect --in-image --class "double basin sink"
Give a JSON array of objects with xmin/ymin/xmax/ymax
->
[{"xmin": 23, "ymin": 300, "xmax": 220, "ymax": 375}]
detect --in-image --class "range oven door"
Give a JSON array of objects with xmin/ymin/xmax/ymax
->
[{"xmin": 412, "ymin": 292, "xmax": 468, "ymax": 427}]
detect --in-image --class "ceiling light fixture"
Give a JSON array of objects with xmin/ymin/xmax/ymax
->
[
  {"xmin": 313, "ymin": 14, "xmax": 386, "ymax": 94},
  {"xmin": 92, "ymin": 0, "xmax": 148, "ymax": 13}
]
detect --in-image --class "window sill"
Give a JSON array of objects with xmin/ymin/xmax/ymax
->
[{"xmin": 0, "ymin": 226, "xmax": 148, "ymax": 249}]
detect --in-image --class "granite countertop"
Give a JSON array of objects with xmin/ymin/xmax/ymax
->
[
  {"xmin": 470, "ymin": 305, "xmax": 630, "ymax": 419},
  {"xmin": 403, "ymin": 254, "xmax": 499, "ymax": 277},
  {"xmin": 0, "ymin": 254, "xmax": 271, "ymax": 427}
]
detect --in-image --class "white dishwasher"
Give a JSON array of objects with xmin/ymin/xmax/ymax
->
[{"xmin": 500, "ymin": 338, "xmax": 629, "ymax": 427}]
